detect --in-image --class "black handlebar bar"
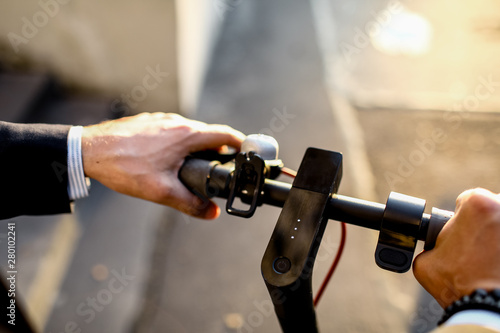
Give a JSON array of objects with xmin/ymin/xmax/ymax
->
[{"xmin": 178, "ymin": 156, "xmax": 453, "ymax": 248}]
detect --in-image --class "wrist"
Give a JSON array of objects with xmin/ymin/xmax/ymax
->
[
  {"xmin": 81, "ymin": 125, "xmax": 107, "ymax": 180},
  {"xmin": 81, "ymin": 124, "xmax": 136, "ymax": 194}
]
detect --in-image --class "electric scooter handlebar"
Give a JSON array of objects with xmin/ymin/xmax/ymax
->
[
  {"xmin": 178, "ymin": 136, "xmax": 454, "ymax": 333},
  {"xmin": 178, "ymin": 155, "xmax": 453, "ymax": 253}
]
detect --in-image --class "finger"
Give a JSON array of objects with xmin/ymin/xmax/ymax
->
[
  {"xmin": 155, "ymin": 114, "xmax": 246, "ymax": 152},
  {"xmin": 412, "ymin": 250, "xmax": 428, "ymax": 280},
  {"xmin": 189, "ymin": 125, "xmax": 246, "ymax": 153},
  {"xmin": 179, "ymin": 194, "xmax": 221, "ymax": 220},
  {"xmin": 178, "ymin": 197, "xmax": 220, "ymax": 220},
  {"xmin": 165, "ymin": 181, "xmax": 221, "ymax": 219}
]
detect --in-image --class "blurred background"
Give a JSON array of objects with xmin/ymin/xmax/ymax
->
[{"xmin": 1, "ymin": 0, "xmax": 500, "ymax": 332}]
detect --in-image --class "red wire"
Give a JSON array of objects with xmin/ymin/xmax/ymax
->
[
  {"xmin": 281, "ymin": 167, "xmax": 297, "ymax": 178},
  {"xmin": 314, "ymin": 222, "xmax": 347, "ymax": 307},
  {"xmin": 281, "ymin": 166, "xmax": 347, "ymax": 307}
]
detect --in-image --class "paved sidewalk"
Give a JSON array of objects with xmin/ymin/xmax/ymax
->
[{"xmin": 321, "ymin": 0, "xmax": 500, "ymax": 112}]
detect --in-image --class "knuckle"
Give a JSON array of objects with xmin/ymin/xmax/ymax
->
[
  {"xmin": 458, "ymin": 188, "xmax": 500, "ymax": 219},
  {"xmin": 164, "ymin": 112, "xmax": 184, "ymax": 121},
  {"xmin": 218, "ymin": 124, "xmax": 233, "ymax": 132}
]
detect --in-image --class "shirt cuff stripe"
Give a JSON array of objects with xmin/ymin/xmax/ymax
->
[{"xmin": 67, "ymin": 126, "xmax": 90, "ymax": 200}]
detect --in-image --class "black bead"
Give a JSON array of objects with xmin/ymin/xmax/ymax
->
[
  {"xmin": 474, "ymin": 289, "xmax": 488, "ymax": 297},
  {"xmin": 484, "ymin": 296, "xmax": 496, "ymax": 306}
]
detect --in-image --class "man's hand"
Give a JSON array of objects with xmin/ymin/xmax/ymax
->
[
  {"xmin": 81, "ymin": 112, "xmax": 246, "ymax": 219},
  {"xmin": 413, "ymin": 188, "xmax": 500, "ymax": 308}
]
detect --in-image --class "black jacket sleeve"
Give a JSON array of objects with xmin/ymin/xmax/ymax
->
[{"xmin": 0, "ymin": 121, "xmax": 72, "ymax": 219}]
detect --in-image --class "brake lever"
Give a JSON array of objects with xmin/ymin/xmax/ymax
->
[
  {"xmin": 226, "ymin": 151, "xmax": 266, "ymax": 218},
  {"xmin": 224, "ymin": 134, "xmax": 283, "ymax": 218}
]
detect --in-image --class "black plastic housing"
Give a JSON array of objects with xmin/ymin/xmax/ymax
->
[{"xmin": 261, "ymin": 148, "xmax": 342, "ymax": 333}]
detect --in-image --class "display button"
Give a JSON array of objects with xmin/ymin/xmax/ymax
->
[{"xmin": 273, "ymin": 257, "xmax": 291, "ymax": 274}]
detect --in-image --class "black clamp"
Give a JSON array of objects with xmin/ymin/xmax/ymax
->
[
  {"xmin": 375, "ymin": 192, "xmax": 426, "ymax": 273},
  {"xmin": 226, "ymin": 152, "xmax": 266, "ymax": 218}
]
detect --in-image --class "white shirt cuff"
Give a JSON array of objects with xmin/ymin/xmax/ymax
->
[
  {"xmin": 67, "ymin": 126, "xmax": 90, "ymax": 200},
  {"xmin": 445, "ymin": 310, "xmax": 500, "ymax": 331}
]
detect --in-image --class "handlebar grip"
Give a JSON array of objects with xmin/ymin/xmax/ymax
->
[
  {"xmin": 179, "ymin": 157, "xmax": 217, "ymax": 198},
  {"xmin": 424, "ymin": 208, "xmax": 454, "ymax": 251},
  {"xmin": 179, "ymin": 156, "xmax": 233, "ymax": 200}
]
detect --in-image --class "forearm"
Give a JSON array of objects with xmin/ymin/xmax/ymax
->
[{"xmin": 0, "ymin": 121, "xmax": 72, "ymax": 219}]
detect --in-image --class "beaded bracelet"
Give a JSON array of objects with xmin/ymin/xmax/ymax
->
[{"xmin": 439, "ymin": 289, "xmax": 500, "ymax": 325}]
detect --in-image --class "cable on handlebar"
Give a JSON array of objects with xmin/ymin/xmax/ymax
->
[
  {"xmin": 281, "ymin": 167, "xmax": 297, "ymax": 178},
  {"xmin": 314, "ymin": 221, "xmax": 347, "ymax": 307}
]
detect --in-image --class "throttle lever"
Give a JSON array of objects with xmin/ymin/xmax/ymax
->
[
  {"xmin": 375, "ymin": 193, "xmax": 455, "ymax": 273},
  {"xmin": 375, "ymin": 192, "xmax": 425, "ymax": 273}
]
